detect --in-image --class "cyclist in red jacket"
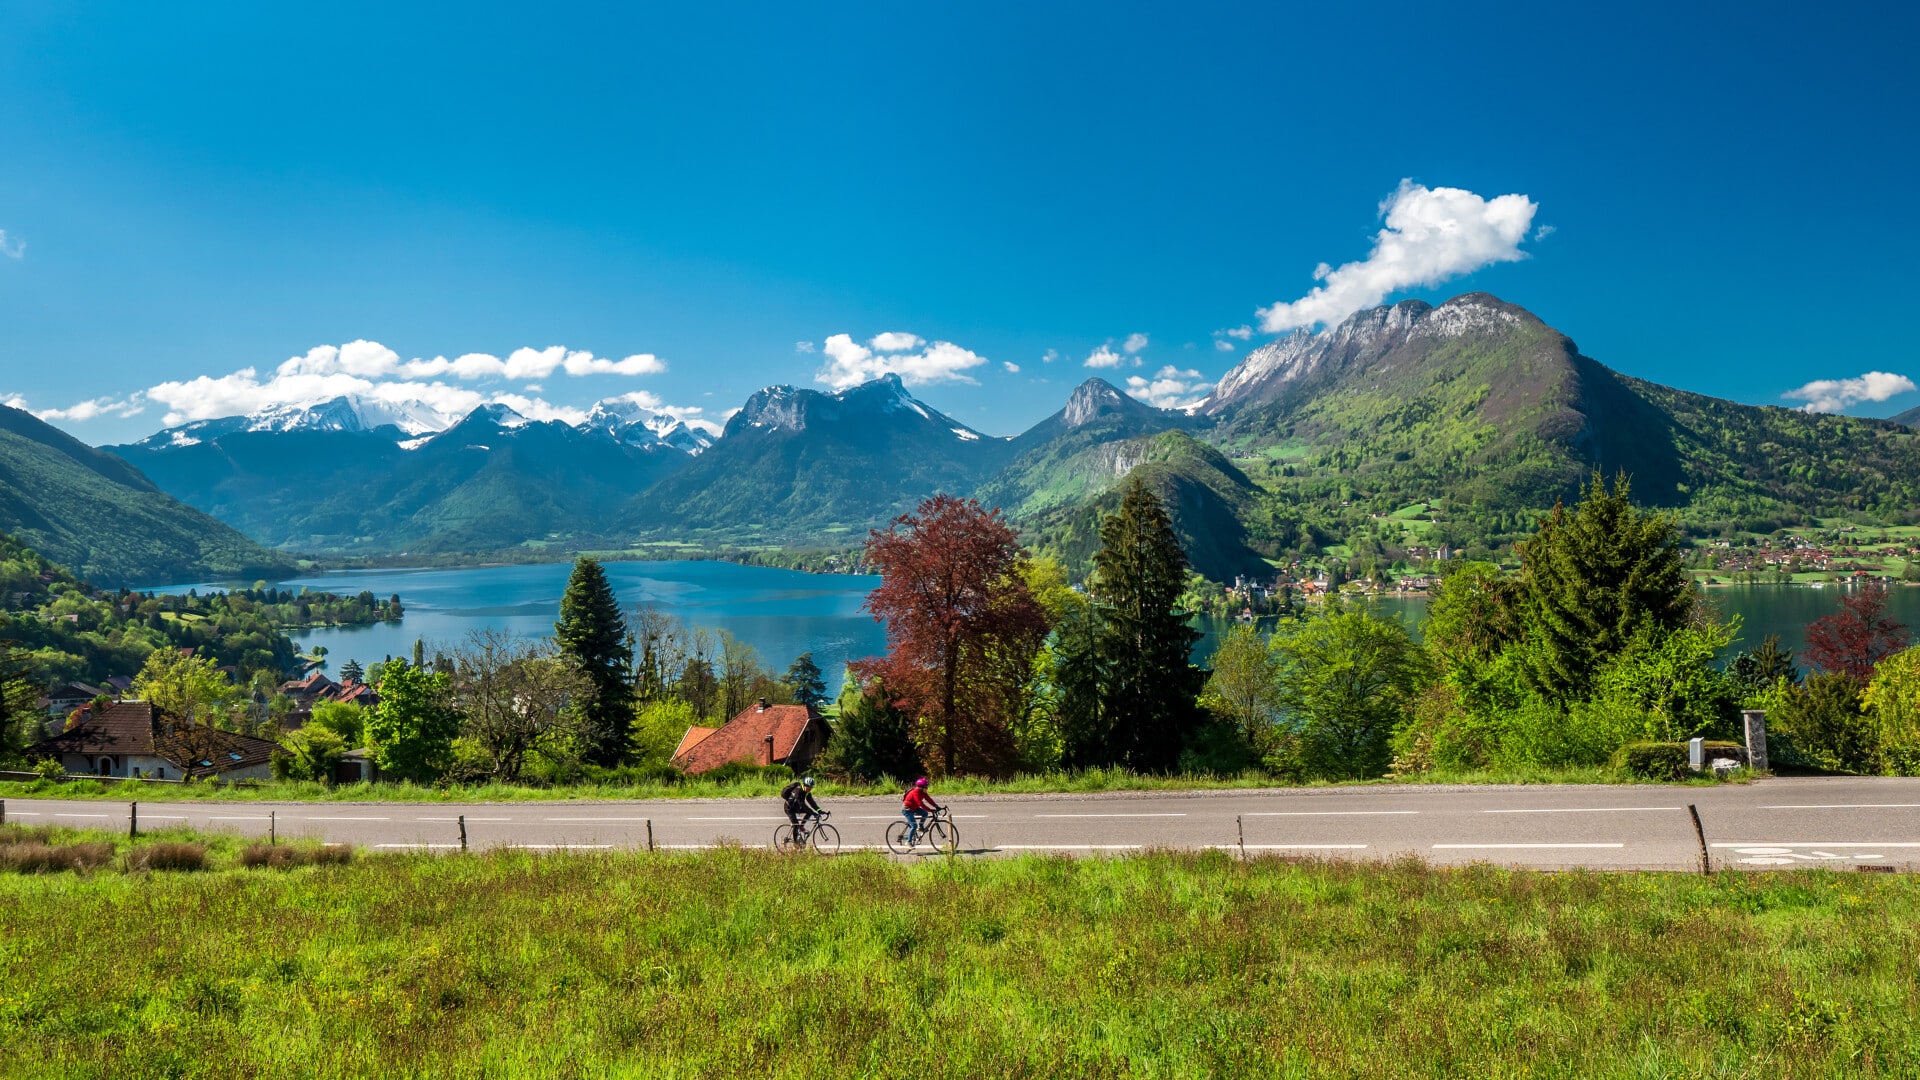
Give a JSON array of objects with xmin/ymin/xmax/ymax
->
[{"xmin": 902, "ymin": 777, "xmax": 941, "ymax": 843}]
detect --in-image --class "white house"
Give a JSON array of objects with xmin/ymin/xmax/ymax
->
[{"xmin": 28, "ymin": 701, "xmax": 281, "ymax": 782}]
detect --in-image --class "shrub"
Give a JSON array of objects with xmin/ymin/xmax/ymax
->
[
  {"xmin": 130, "ymin": 842, "xmax": 207, "ymax": 872},
  {"xmin": 1771, "ymin": 671, "xmax": 1878, "ymax": 773},
  {"xmin": 1611, "ymin": 742, "xmax": 1690, "ymax": 781},
  {"xmin": 698, "ymin": 761, "xmax": 793, "ymax": 785},
  {"xmin": 240, "ymin": 843, "xmax": 353, "ymax": 869},
  {"xmin": 0, "ymin": 840, "xmax": 115, "ymax": 874},
  {"xmin": 31, "ymin": 757, "xmax": 65, "ymax": 781}
]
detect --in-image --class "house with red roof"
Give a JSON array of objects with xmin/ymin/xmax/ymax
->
[
  {"xmin": 28, "ymin": 701, "xmax": 282, "ymax": 781},
  {"xmin": 671, "ymin": 699, "xmax": 827, "ymax": 775}
]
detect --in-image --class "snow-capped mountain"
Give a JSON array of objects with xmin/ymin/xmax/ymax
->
[
  {"xmin": 128, "ymin": 394, "xmax": 461, "ymax": 449},
  {"xmin": 578, "ymin": 398, "xmax": 718, "ymax": 455}
]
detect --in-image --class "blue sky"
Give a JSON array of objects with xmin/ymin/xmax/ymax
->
[{"xmin": 2, "ymin": 2, "xmax": 1916, "ymax": 443}]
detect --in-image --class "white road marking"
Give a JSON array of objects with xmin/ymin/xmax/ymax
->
[
  {"xmin": 1036, "ymin": 807, "xmax": 1182, "ymax": 814},
  {"xmin": 507, "ymin": 844, "xmax": 614, "ymax": 850},
  {"xmin": 1710, "ymin": 841, "xmax": 1920, "ymax": 848},
  {"xmin": 1433, "ymin": 843, "xmax": 1625, "ymax": 849},
  {"xmin": 1208, "ymin": 844, "xmax": 1370, "ymax": 850},
  {"xmin": 208, "ymin": 816, "xmax": 269, "ymax": 821},
  {"xmin": 545, "ymin": 816, "xmax": 654, "ymax": 822},
  {"xmin": 845, "ymin": 815, "xmax": 990, "ymax": 821},
  {"xmin": 417, "ymin": 816, "xmax": 514, "ymax": 822},
  {"xmin": 1244, "ymin": 810, "xmax": 1417, "ymax": 816},
  {"xmin": 992, "ymin": 844, "xmax": 1145, "ymax": 850},
  {"xmin": 374, "ymin": 843, "xmax": 463, "ymax": 849},
  {"xmin": 683, "ymin": 817, "xmax": 784, "ymax": 822},
  {"xmin": 1761, "ymin": 804, "xmax": 1920, "ymax": 810},
  {"xmin": 300, "ymin": 816, "xmax": 391, "ymax": 821},
  {"xmin": 54, "ymin": 813, "xmax": 110, "ymax": 818},
  {"xmin": 4, "ymin": 811, "xmax": 39, "ymax": 816},
  {"xmin": 1481, "ymin": 806, "xmax": 1682, "ymax": 814},
  {"xmin": 138, "ymin": 815, "xmax": 188, "ymax": 820}
]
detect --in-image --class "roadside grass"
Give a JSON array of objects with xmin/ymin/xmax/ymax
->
[
  {"xmin": 0, "ymin": 842, "xmax": 1914, "ymax": 1078},
  {"xmin": 0, "ymin": 764, "xmax": 1749, "ymax": 804},
  {"xmin": 0, "ymin": 820, "xmax": 344, "ymax": 872}
]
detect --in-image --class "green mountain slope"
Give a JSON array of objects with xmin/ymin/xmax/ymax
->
[{"xmin": 0, "ymin": 405, "xmax": 293, "ymax": 585}]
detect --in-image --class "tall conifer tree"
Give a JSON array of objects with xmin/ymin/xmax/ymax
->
[
  {"xmin": 555, "ymin": 557, "xmax": 633, "ymax": 766},
  {"xmin": 1090, "ymin": 477, "xmax": 1205, "ymax": 771},
  {"xmin": 1518, "ymin": 472, "xmax": 1692, "ymax": 700}
]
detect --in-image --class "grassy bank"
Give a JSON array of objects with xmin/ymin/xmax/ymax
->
[
  {"xmin": 0, "ymin": 840, "xmax": 1911, "ymax": 1078},
  {"xmin": 0, "ymin": 764, "xmax": 1746, "ymax": 804}
]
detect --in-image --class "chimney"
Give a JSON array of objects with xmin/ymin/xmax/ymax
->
[
  {"xmin": 757, "ymin": 698, "xmax": 768, "ymax": 711},
  {"xmin": 764, "ymin": 734, "xmax": 775, "ymax": 766}
]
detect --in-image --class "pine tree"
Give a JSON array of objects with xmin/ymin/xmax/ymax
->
[
  {"xmin": 785, "ymin": 652, "xmax": 827, "ymax": 709},
  {"xmin": 1517, "ymin": 472, "xmax": 1693, "ymax": 700},
  {"xmin": 816, "ymin": 680, "xmax": 922, "ymax": 783},
  {"xmin": 1089, "ymin": 477, "xmax": 1205, "ymax": 771},
  {"xmin": 338, "ymin": 659, "xmax": 366, "ymax": 685},
  {"xmin": 554, "ymin": 557, "xmax": 633, "ymax": 766}
]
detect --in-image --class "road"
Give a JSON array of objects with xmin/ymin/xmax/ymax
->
[{"xmin": 7, "ymin": 776, "xmax": 1920, "ymax": 870}]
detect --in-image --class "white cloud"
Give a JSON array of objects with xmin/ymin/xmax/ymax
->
[
  {"xmin": 869, "ymin": 332, "xmax": 925, "ymax": 353},
  {"xmin": 1122, "ymin": 332, "xmax": 1149, "ymax": 355},
  {"xmin": 1042, "ymin": 349, "xmax": 1059, "ymax": 364},
  {"xmin": 1224, "ymin": 325, "xmax": 1253, "ymax": 341},
  {"xmin": 272, "ymin": 340, "xmax": 666, "ymax": 382},
  {"xmin": 1, "ymin": 394, "xmax": 27, "ymax": 410},
  {"xmin": 1534, "ymin": 224, "xmax": 1557, "ymax": 240},
  {"xmin": 1084, "ymin": 345, "xmax": 1125, "ymax": 369},
  {"xmin": 1003, "ymin": 361, "xmax": 1020, "ymax": 374},
  {"xmin": 1124, "ymin": 366, "xmax": 1214, "ymax": 411},
  {"xmin": 794, "ymin": 341, "xmax": 816, "ymax": 354},
  {"xmin": 1783, "ymin": 372, "xmax": 1917, "ymax": 414},
  {"xmin": 1214, "ymin": 340, "xmax": 1236, "ymax": 352},
  {"xmin": 0, "ymin": 230, "xmax": 24, "ymax": 259},
  {"xmin": 814, "ymin": 332, "xmax": 990, "ymax": 390},
  {"xmin": 598, "ymin": 390, "xmax": 724, "ymax": 436},
  {"xmin": 31, "ymin": 395, "xmax": 148, "ymax": 422},
  {"xmin": 1257, "ymin": 180, "xmax": 1539, "ymax": 333}
]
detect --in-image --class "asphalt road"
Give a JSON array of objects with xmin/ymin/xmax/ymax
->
[{"xmin": 8, "ymin": 776, "xmax": 1920, "ymax": 870}]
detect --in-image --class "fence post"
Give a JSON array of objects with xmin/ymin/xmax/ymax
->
[
  {"xmin": 647, "ymin": 818, "xmax": 655, "ymax": 853},
  {"xmin": 130, "ymin": 801, "xmax": 138, "ymax": 839},
  {"xmin": 1, "ymin": 798, "xmax": 6, "ymax": 826},
  {"xmin": 458, "ymin": 815, "xmax": 468, "ymax": 852},
  {"xmin": 1237, "ymin": 814, "xmax": 1246, "ymax": 860},
  {"xmin": 1687, "ymin": 804, "xmax": 1710, "ymax": 875},
  {"xmin": 269, "ymin": 810, "xmax": 276, "ymax": 847},
  {"xmin": 1742, "ymin": 710, "xmax": 1770, "ymax": 773}
]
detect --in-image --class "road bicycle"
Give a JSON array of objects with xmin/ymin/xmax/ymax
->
[
  {"xmin": 773, "ymin": 810, "xmax": 840, "ymax": 854},
  {"xmin": 885, "ymin": 806, "xmax": 958, "ymax": 855}
]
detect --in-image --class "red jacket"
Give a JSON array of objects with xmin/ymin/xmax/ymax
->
[{"xmin": 903, "ymin": 787, "xmax": 936, "ymax": 811}]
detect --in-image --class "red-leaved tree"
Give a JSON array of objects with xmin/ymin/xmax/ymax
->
[
  {"xmin": 852, "ymin": 495, "xmax": 1049, "ymax": 776},
  {"xmin": 1805, "ymin": 582, "xmax": 1910, "ymax": 684}
]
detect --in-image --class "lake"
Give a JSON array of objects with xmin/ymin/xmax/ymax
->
[
  {"xmin": 151, "ymin": 562, "xmax": 1920, "ymax": 689},
  {"xmin": 152, "ymin": 561, "xmax": 886, "ymax": 694}
]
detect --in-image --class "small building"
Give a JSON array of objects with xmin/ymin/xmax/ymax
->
[
  {"xmin": 332, "ymin": 748, "xmax": 384, "ymax": 785},
  {"xmin": 42, "ymin": 681, "xmax": 108, "ymax": 717},
  {"xmin": 27, "ymin": 701, "xmax": 282, "ymax": 782},
  {"xmin": 671, "ymin": 700, "xmax": 827, "ymax": 776}
]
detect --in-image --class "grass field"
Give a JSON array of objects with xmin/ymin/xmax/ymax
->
[
  {"xmin": 0, "ymin": 764, "xmax": 1743, "ymax": 804},
  {"xmin": 0, "ymin": 827, "xmax": 1912, "ymax": 1078}
]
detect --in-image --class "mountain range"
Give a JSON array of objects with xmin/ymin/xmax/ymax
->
[{"xmin": 33, "ymin": 291, "xmax": 1920, "ymax": 583}]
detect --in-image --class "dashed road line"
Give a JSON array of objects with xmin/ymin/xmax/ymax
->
[
  {"xmin": 1433, "ymin": 843, "xmax": 1625, "ymax": 849},
  {"xmin": 1761, "ymin": 804, "xmax": 1920, "ymax": 810},
  {"xmin": 1244, "ymin": 810, "xmax": 1417, "ymax": 817},
  {"xmin": 545, "ymin": 816, "xmax": 654, "ymax": 822},
  {"xmin": 417, "ymin": 816, "xmax": 514, "ymax": 822},
  {"xmin": 1033, "ymin": 813, "xmax": 1186, "ymax": 819},
  {"xmin": 1481, "ymin": 807, "xmax": 1681, "ymax": 814},
  {"xmin": 1710, "ymin": 841, "xmax": 1920, "ymax": 848},
  {"xmin": 374, "ymin": 843, "xmax": 463, "ymax": 849},
  {"xmin": 300, "ymin": 816, "xmax": 391, "ymax": 822}
]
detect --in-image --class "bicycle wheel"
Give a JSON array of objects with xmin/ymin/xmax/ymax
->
[
  {"xmin": 925, "ymin": 819, "xmax": 958, "ymax": 854},
  {"xmin": 885, "ymin": 820, "xmax": 912, "ymax": 855},
  {"xmin": 772, "ymin": 824, "xmax": 800, "ymax": 853},
  {"xmin": 810, "ymin": 822, "xmax": 841, "ymax": 855}
]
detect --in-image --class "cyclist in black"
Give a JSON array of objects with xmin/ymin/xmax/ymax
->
[{"xmin": 780, "ymin": 775, "xmax": 822, "ymax": 829}]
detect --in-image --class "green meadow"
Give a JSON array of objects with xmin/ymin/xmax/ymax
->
[{"xmin": 0, "ymin": 826, "xmax": 1912, "ymax": 1078}]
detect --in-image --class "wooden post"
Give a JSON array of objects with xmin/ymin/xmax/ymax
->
[
  {"xmin": 458, "ymin": 814, "xmax": 468, "ymax": 852},
  {"xmin": 646, "ymin": 818, "xmax": 655, "ymax": 853},
  {"xmin": 1237, "ymin": 814, "xmax": 1246, "ymax": 860},
  {"xmin": 1687, "ymin": 804, "xmax": 1710, "ymax": 875},
  {"xmin": 130, "ymin": 801, "xmax": 138, "ymax": 839},
  {"xmin": 269, "ymin": 811, "xmax": 276, "ymax": 846},
  {"xmin": 1, "ymin": 798, "xmax": 6, "ymax": 826}
]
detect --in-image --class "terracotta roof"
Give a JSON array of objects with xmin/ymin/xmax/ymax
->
[
  {"xmin": 29, "ymin": 701, "xmax": 284, "ymax": 778},
  {"xmin": 671, "ymin": 703, "xmax": 817, "ymax": 774},
  {"xmin": 672, "ymin": 726, "xmax": 719, "ymax": 759}
]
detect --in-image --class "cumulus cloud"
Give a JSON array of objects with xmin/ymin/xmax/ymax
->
[
  {"xmin": 1782, "ymin": 372, "xmax": 1917, "ymax": 414},
  {"xmin": 1122, "ymin": 332, "xmax": 1149, "ymax": 355},
  {"xmin": 812, "ymin": 332, "xmax": 990, "ymax": 390},
  {"xmin": 1042, "ymin": 349, "xmax": 1059, "ymax": 364},
  {"xmin": 272, "ymin": 340, "xmax": 665, "ymax": 381},
  {"xmin": 1257, "ymin": 180, "xmax": 1539, "ymax": 333},
  {"xmin": 1224, "ymin": 325, "xmax": 1253, "ymax": 341},
  {"xmin": 0, "ymin": 230, "xmax": 23, "ymax": 259},
  {"xmin": 597, "ymin": 390, "xmax": 724, "ymax": 436},
  {"xmin": 32, "ymin": 395, "xmax": 148, "ymax": 422},
  {"xmin": 1083, "ymin": 345, "xmax": 1126, "ymax": 369},
  {"xmin": 1003, "ymin": 361, "xmax": 1020, "ymax": 374},
  {"xmin": 1214, "ymin": 340, "xmax": 1236, "ymax": 352},
  {"xmin": 1124, "ymin": 366, "xmax": 1214, "ymax": 411},
  {"xmin": 794, "ymin": 341, "xmax": 816, "ymax": 354}
]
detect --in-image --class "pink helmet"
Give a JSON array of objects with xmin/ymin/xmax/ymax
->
[{"xmin": 914, "ymin": 777, "xmax": 929, "ymax": 788}]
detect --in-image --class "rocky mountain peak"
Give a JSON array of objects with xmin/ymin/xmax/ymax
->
[{"xmin": 1062, "ymin": 377, "xmax": 1157, "ymax": 429}]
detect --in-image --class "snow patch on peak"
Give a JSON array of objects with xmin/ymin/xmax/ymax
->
[{"xmin": 952, "ymin": 427, "xmax": 980, "ymax": 441}]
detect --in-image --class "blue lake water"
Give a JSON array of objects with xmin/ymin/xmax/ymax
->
[
  {"xmin": 149, "ymin": 561, "xmax": 1920, "ymax": 689},
  {"xmin": 151, "ymin": 561, "xmax": 886, "ymax": 694}
]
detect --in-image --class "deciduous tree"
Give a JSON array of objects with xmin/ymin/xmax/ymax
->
[
  {"xmin": 1270, "ymin": 605, "xmax": 1428, "ymax": 780},
  {"xmin": 453, "ymin": 630, "xmax": 593, "ymax": 782},
  {"xmin": 366, "ymin": 660, "xmax": 460, "ymax": 784},
  {"xmin": 854, "ymin": 494, "xmax": 1049, "ymax": 776},
  {"xmin": 816, "ymin": 679, "xmax": 923, "ymax": 783},
  {"xmin": 1805, "ymin": 582, "xmax": 1909, "ymax": 685}
]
